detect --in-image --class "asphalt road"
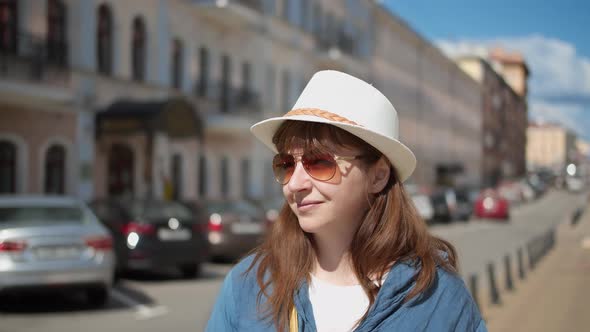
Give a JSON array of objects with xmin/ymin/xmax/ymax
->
[{"xmin": 0, "ymin": 190, "xmax": 584, "ymax": 332}]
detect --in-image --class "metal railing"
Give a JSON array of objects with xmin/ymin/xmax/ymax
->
[
  {"xmin": 194, "ymin": 80, "xmax": 261, "ymax": 115},
  {"xmin": 0, "ymin": 32, "xmax": 70, "ymax": 84}
]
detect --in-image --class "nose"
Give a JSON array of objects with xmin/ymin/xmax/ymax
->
[{"xmin": 286, "ymin": 161, "xmax": 312, "ymax": 192}]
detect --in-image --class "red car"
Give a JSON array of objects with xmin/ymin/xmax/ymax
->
[{"xmin": 473, "ymin": 189, "xmax": 510, "ymax": 220}]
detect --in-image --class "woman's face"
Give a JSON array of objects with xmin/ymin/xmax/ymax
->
[{"xmin": 282, "ymin": 145, "xmax": 372, "ymax": 236}]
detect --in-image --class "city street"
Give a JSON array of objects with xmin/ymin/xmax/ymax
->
[{"xmin": 0, "ymin": 190, "xmax": 584, "ymax": 332}]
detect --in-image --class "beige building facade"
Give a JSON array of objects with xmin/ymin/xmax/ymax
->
[
  {"xmin": 372, "ymin": 8, "xmax": 482, "ymax": 188},
  {"xmin": 527, "ymin": 122, "xmax": 577, "ymax": 173},
  {"xmin": 1, "ymin": 0, "xmax": 484, "ymax": 202}
]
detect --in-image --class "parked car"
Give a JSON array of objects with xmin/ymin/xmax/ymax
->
[
  {"xmin": 410, "ymin": 193, "xmax": 434, "ymax": 224},
  {"xmin": 248, "ymin": 196, "xmax": 287, "ymax": 225},
  {"xmin": 473, "ymin": 189, "xmax": 510, "ymax": 220},
  {"xmin": 498, "ymin": 180, "xmax": 525, "ymax": 205},
  {"xmin": 454, "ymin": 187, "xmax": 477, "ymax": 221},
  {"xmin": 205, "ymin": 200, "xmax": 267, "ymax": 261},
  {"xmin": 429, "ymin": 189, "xmax": 455, "ymax": 223},
  {"xmin": 565, "ymin": 175, "xmax": 585, "ymax": 192},
  {"xmin": 0, "ymin": 195, "xmax": 115, "ymax": 306},
  {"xmin": 89, "ymin": 199, "xmax": 209, "ymax": 278}
]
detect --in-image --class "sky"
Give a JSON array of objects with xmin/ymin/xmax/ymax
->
[{"xmin": 383, "ymin": 0, "xmax": 590, "ymax": 141}]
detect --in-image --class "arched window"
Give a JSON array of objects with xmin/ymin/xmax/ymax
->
[
  {"xmin": 96, "ymin": 4, "xmax": 113, "ymax": 74},
  {"xmin": 0, "ymin": 0, "xmax": 18, "ymax": 54},
  {"xmin": 198, "ymin": 155, "xmax": 207, "ymax": 197},
  {"xmin": 44, "ymin": 144, "xmax": 66, "ymax": 194},
  {"xmin": 47, "ymin": 0, "xmax": 67, "ymax": 66},
  {"xmin": 131, "ymin": 16, "xmax": 146, "ymax": 82},
  {"xmin": 0, "ymin": 140, "xmax": 16, "ymax": 193},
  {"xmin": 197, "ymin": 47, "xmax": 209, "ymax": 97},
  {"xmin": 171, "ymin": 38, "xmax": 183, "ymax": 89},
  {"xmin": 108, "ymin": 144, "xmax": 134, "ymax": 197},
  {"xmin": 221, "ymin": 55, "xmax": 231, "ymax": 113}
]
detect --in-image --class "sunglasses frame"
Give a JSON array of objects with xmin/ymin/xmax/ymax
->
[{"xmin": 272, "ymin": 152, "xmax": 364, "ymax": 185}]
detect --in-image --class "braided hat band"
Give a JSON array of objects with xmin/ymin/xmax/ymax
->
[{"xmin": 284, "ymin": 108, "xmax": 361, "ymax": 127}]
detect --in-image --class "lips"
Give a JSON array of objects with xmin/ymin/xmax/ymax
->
[{"xmin": 296, "ymin": 201, "xmax": 323, "ymax": 209}]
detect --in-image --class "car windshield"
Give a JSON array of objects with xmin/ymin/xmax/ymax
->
[
  {"xmin": 0, "ymin": 206, "xmax": 85, "ymax": 227},
  {"xmin": 129, "ymin": 201, "xmax": 194, "ymax": 222}
]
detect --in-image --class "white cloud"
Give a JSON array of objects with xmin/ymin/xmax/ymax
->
[
  {"xmin": 437, "ymin": 35, "xmax": 590, "ymax": 141},
  {"xmin": 437, "ymin": 35, "xmax": 590, "ymax": 98}
]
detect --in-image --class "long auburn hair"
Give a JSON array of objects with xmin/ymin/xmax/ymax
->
[{"xmin": 247, "ymin": 120, "xmax": 457, "ymax": 331}]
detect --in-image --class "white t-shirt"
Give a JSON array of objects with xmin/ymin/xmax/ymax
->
[{"xmin": 308, "ymin": 274, "xmax": 370, "ymax": 332}]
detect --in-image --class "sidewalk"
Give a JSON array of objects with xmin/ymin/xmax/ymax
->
[{"xmin": 485, "ymin": 205, "xmax": 590, "ymax": 332}]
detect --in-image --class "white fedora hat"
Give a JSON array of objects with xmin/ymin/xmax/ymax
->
[{"xmin": 250, "ymin": 70, "xmax": 416, "ymax": 182}]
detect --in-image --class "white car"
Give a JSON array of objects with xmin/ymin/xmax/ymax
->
[
  {"xmin": 0, "ymin": 196, "xmax": 115, "ymax": 306},
  {"xmin": 411, "ymin": 194, "xmax": 434, "ymax": 223}
]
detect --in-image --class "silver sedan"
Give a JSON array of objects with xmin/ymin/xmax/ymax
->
[{"xmin": 0, "ymin": 195, "xmax": 115, "ymax": 306}]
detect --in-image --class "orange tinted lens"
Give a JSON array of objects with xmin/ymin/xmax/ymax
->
[
  {"xmin": 302, "ymin": 154, "xmax": 337, "ymax": 181},
  {"xmin": 272, "ymin": 154, "xmax": 295, "ymax": 184}
]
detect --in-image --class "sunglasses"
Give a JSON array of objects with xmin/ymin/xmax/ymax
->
[{"xmin": 272, "ymin": 152, "xmax": 364, "ymax": 185}]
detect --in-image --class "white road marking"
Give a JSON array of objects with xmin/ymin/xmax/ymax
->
[
  {"xmin": 111, "ymin": 288, "xmax": 169, "ymax": 320},
  {"xmin": 581, "ymin": 236, "xmax": 590, "ymax": 249}
]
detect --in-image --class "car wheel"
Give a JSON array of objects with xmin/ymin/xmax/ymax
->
[
  {"xmin": 180, "ymin": 263, "xmax": 201, "ymax": 279},
  {"xmin": 86, "ymin": 286, "xmax": 109, "ymax": 307}
]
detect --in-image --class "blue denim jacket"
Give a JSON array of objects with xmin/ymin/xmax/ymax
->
[{"xmin": 206, "ymin": 255, "xmax": 487, "ymax": 331}]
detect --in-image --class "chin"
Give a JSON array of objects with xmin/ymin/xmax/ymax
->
[{"xmin": 297, "ymin": 217, "xmax": 326, "ymax": 234}]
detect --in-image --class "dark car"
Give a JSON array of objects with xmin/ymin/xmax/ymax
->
[
  {"xmin": 89, "ymin": 199, "xmax": 209, "ymax": 278},
  {"xmin": 205, "ymin": 200, "xmax": 268, "ymax": 261}
]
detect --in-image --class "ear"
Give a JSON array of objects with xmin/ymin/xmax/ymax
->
[{"xmin": 368, "ymin": 157, "xmax": 391, "ymax": 194}]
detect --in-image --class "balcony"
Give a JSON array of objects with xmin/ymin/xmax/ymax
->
[
  {"xmin": 315, "ymin": 32, "xmax": 367, "ymax": 72},
  {"xmin": 0, "ymin": 32, "xmax": 72, "ymax": 109},
  {"xmin": 193, "ymin": 80, "xmax": 262, "ymax": 134},
  {"xmin": 192, "ymin": 0, "xmax": 264, "ymax": 28},
  {"xmin": 0, "ymin": 32, "xmax": 70, "ymax": 85}
]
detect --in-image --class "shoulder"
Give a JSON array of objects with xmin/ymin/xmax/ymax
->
[
  {"xmin": 430, "ymin": 266, "xmax": 474, "ymax": 305},
  {"xmin": 223, "ymin": 254, "xmax": 261, "ymax": 294}
]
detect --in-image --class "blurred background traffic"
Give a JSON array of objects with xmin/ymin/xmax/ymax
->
[{"xmin": 0, "ymin": 0, "xmax": 588, "ymax": 331}]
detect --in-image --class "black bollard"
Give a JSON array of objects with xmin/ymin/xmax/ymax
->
[
  {"xmin": 527, "ymin": 241, "xmax": 535, "ymax": 270},
  {"xmin": 504, "ymin": 255, "xmax": 514, "ymax": 291},
  {"xmin": 487, "ymin": 262, "xmax": 500, "ymax": 305},
  {"xmin": 517, "ymin": 247, "xmax": 525, "ymax": 280}
]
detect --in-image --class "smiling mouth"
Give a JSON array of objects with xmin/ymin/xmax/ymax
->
[{"xmin": 297, "ymin": 202, "xmax": 323, "ymax": 209}]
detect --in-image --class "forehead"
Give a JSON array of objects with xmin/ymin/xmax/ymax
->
[{"xmin": 277, "ymin": 124, "xmax": 360, "ymax": 154}]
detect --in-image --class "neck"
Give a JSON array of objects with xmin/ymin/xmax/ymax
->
[{"xmin": 312, "ymin": 225, "xmax": 359, "ymax": 286}]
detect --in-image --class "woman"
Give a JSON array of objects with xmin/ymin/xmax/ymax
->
[{"xmin": 206, "ymin": 70, "xmax": 486, "ymax": 331}]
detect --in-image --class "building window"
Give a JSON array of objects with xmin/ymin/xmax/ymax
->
[
  {"xmin": 197, "ymin": 47, "xmax": 209, "ymax": 97},
  {"xmin": 47, "ymin": 0, "xmax": 67, "ymax": 66},
  {"xmin": 131, "ymin": 16, "xmax": 146, "ymax": 82},
  {"xmin": 220, "ymin": 157, "xmax": 229, "ymax": 198},
  {"xmin": 240, "ymin": 62, "xmax": 252, "ymax": 106},
  {"xmin": 221, "ymin": 54, "xmax": 231, "ymax": 113},
  {"xmin": 282, "ymin": 69, "xmax": 290, "ymax": 112},
  {"xmin": 96, "ymin": 4, "xmax": 113, "ymax": 75},
  {"xmin": 0, "ymin": 140, "xmax": 16, "ymax": 194},
  {"xmin": 0, "ymin": 0, "xmax": 18, "ymax": 54},
  {"xmin": 171, "ymin": 38, "xmax": 183, "ymax": 89},
  {"xmin": 266, "ymin": 64, "xmax": 275, "ymax": 110},
  {"xmin": 44, "ymin": 144, "xmax": 65, "ymax": 194},
  {"xmin": 241, "ymin": 159, "xmax": 250, "ymax": 199},
  {"xmin": 282, "ymin": 0, "xmax": 291, "ymax": 20},
  {"xmin": 171, "ymin": 154, "xmax": 182, "ymax": 200},
  {"xmin": 312, "ymin": 3, "xmax": 322, "ymax": 39},
  {"xmin": 301, "ymin": 0, "xmax": 309, "ymax": 30},
  {"xmin": 198, "ymin": 155, "xmax": 207, "ymax": 197}
]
